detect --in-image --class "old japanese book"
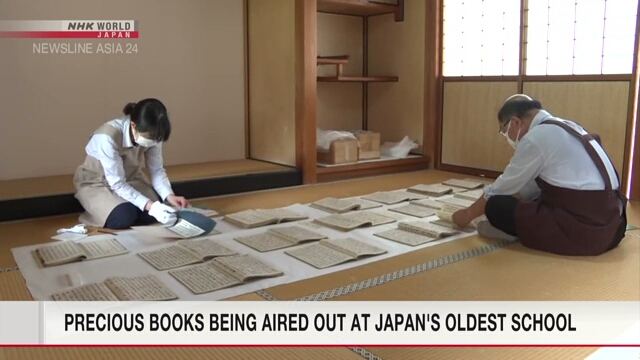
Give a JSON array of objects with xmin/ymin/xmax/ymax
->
[
  {"xmin": 133, "ymin": 219, "xmax": 218, "ymax": 239},
  {"xmin": 407, "ymin": 183, "xmax": 466, "ymax": 196},
  {"xmin": 179, "ymin": 206, "xmax": 220, "ymax": 217},
  {"xmin": 310, "ymin": 197, "xmax": 381, "ymax": 213},
  {"xmin": 436, "ymin": 196, "xmax": 475, "ymax": 208},
  {"xmin": 389, "ymin": 204, "xmax": 437, "ymax": 218},
  {"xmin": 410, "ymin": 198, "xmax": 443, "ymax": 210},
  {"xmin": 442, "ymin": 178, "xmax": 485, "ymax": 190},
  {"xmin": 138, "ymin": 239, "xmax": 237, "ymax": 270},
  {"xmin": 33, "ymin": 238, "xmax": 129, "ymax": 268},
  {"xmin": 462, "ymin": 177, "xmax": 493, "ymax": 186},
  {"xmin": 454, "ymin": 188, "xmax": 485, "ymax": 201},
  {"xmin": 234, "ymin": 226, "xmax": 327, "ymax": 252},
  {"xmin": 361, "ymin": 191, "xmax": 427, "ymax": 205},
  {"xmin": 169, "ymin": 254, "xmax": 283, "ymax": 294},
  {"xmin": 51, "ymin": 275, "xmax": 178, "ymax": 301},
  {"xmin": 432, "ymin": 204, "xmax": 477, "ymax": 233},
  {"xmin": 223, "ymin": 208, "xmax": 308, "ymax": 229},
  {"xmin": 285, "ymin": 238, "xmax": 387, "ymax": 269},
  {"xmin": 375, "ymin": 221, "xmax": 457, "ymax": 246},
  {"xmin": 314, "ymin": 211, "xmax": 396, "ymax": 231}
]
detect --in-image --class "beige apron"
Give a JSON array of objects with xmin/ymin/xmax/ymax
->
[{"xmin": 73, "ymin": 123, "xmax": 160, "ymax": 227}]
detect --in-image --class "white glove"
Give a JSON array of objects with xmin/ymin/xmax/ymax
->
[{"xmin": 149, "ymin": 201, "xmax": 177, "ymax": 225}]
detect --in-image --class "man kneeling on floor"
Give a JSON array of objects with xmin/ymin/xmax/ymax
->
[{"xmin": 452, "ymin": 94, "xmax": 627, "ymax": 256}]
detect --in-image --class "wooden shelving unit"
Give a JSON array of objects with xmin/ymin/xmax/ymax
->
[
  {"xmin": 316, "ymin": 55, "xmax": 397, "ymax": 82},
  {"xmin": 317, "ymin": 0, "xmax": 405, "ymax": 21}
]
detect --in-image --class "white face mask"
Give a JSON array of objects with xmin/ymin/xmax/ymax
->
[
  {"xmin": 133, "ymin": 128, "xmax": 157, "ymax": 147},
  {"xmin": 502, "ymin": 121, "xmax": 521, "ymax": 150}
]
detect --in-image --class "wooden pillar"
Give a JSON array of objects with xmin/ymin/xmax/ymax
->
[{"xmin": 295, "ymin": 0, "xmax": 318, "ymax": 184}]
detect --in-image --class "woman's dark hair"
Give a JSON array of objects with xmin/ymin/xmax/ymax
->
[
  {"xmin": 123, "ymin": 98, "xmax": 171, "ymax": 142},
  {"xmin": 497, "ymin": 96, "xmax": 543, "ymax": 125}
]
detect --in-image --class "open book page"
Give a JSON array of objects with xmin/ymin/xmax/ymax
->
[
  {"xmin": 362, "ymin": 191, "xmax": 427, "ymax": 205},
  {"xmin": 398, "ymin": 221, "xmax": 458, "ymax": 238},
  {"xmin": 435, "ymin": 203, "xmax": 465, "ymax": 223},
  {"xmin": 51, "ymin": 283, "xmax": 120, "ymax": 301},
  {"xmin": 463, "ymin": 178, "xmax": 493, "ymax": 186},
  {"xmin": 223, "ymin": 210, "xmax": 275, "ymax": 228},
  {"xmin": 176, "ymin": 239, "xmax": 236, "ymax": 258},
  {"xmin": 104, "ymin": 275, "xmax": 178, "ymax": 301},
  {"xmin": 374, "ymin": 229, "xmax": 441, "ymax": 246},
  {"xmin": 77, "ymin": 238, "xmax": 129, "ymax": 260},
  {"xmin": 168, "ymin": 218, "xmax": 206, "ymax": 238},
  {"xmin": 454, "ymin": 188, "xmax": 485, "ymax": 201},
  {"xmin": 436, "ymin": 197, "xmax": 475, "ymax": 208},
  {"xmin": 389, "ymin": 204, "xmax": 437, "ymax": 218},
  {"xmin": 234, "ymin": 232, "xmax": 295, "ymax": 252},
  {"xmin": 285, "ymin": 242, "xmax": 356, "ymax": 269},
  {"xmin": 310, "ymin": 197, "xmax": 362, "ymax": 213},
  {"xmin": 407, "ymin": 184, "xmax": 453, "ymax": 196},
  {"xmin": 269, "ymin": 226, "xmax": 327, "ymax": 243},
  {"xmin": 314, "ymin": 211, "xmax": 396, "ymax": 231},
  {"xmin": 138, "ymin": 245, "xmax": 203, "ymax": 271},
  {"xmin": 349, "ymin": 198, "xmax": 383, "ymax": 210},
  {"xmin": 212, "ymin": 254, "xmax": 283, "ymax": 282},
  {"xmin": 320, "ymin": 238, "xmax": 387, "ymax": 258},
  {"xmin": 35, "ymin": 241, "xmax": 86, "ymax": 267},
  {"xmin": 410, "ymin": 198, "xmax": 442, "ymax": 210},
  {"xmin": 169, "ymin": 263, "xmax": 240, "ymax": 294},
  {"xmin": 430, "ymin": 219, "xmax": 477, "ymax": 233},
  {"xmin": 443, "ymin": 178, "xmax": 485, "ymax": 190},
  {"xmin": 259, "ymin": 208, "xmax": 308, "ymax": 222}
]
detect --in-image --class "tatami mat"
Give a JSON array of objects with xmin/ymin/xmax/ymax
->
[
  {"xmin": 326, "ymin": 236, "xmax": 639, "ymax": 301},
  {"xmin": 1, "ymin": 170, "xmax": 638, "ymax": 360},
  {"xmin": 0, "ymin": 159, "xmax": 291, "ymax": 200}
]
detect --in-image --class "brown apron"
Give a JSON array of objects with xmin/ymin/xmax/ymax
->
[
  {"xmin": 73, "ymin": 122, "xmax": 160, "ymax": 227},
  {"xmin": 515, "ymin": 119, "xmax": 627, "ymax": 256}
]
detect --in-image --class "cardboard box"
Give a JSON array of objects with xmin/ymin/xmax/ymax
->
[
  {"xmin": 354, "ymin": 131, "xmax": 380, "ymax": 160},
  {"xmin": 317, "ymin": 139, "xmax": 358, "ymax": 165}
]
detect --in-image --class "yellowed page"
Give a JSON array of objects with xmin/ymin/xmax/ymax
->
[
  {"xmin": 138, "ymin": 246, "xmax": 202, "ymax": 271},
  {"xmin": 258, "ymin": 208, "xmax": 308, "ymax": 222},
  {"xmin": 235, "ymin": 232, "xmax": 295, "ymax": 252},
  {"xmin": 36, "ymin": 242, "xmax": 84, "ymax": 266},
  {"xmin": 320, "ymin": 238, "xmax": 387, "ymax": 258},
  {"xmin": 269, "ymin": 226, "xmax": 326, "ymax": 243},
  {"xmin": 436, "ymin": 197, "xmax": 475, "ymax": 208},
  {"xmin": 398, "ymin": 221, "xmax": 458, "ymax": 238},
  {"xmin": 362, "ymin": 191, "xmax": 427, "ymax": 205},
  {"xmin": 77, "ymin": 238, "xmax": 129, "ymax": 260},
  {"xmin": 104, "ymin": 275, "xmax": 178, "ymax": 301},
  {"xmin": 169, "ymin": 263, "xmax": 240, "ymax": 294},
  {"xmin": 177, "ymin": 239, "xmax": 237, "ymax": 259},
  {"xmin": 374, "ymin": 229, "xmax": 440, "ymax": 247},
  {"xmin": 51, "ymin": 283, "xmax": 119, "ymax": 301},
  {"xmin": 410, "ymin": 198, "xmax": 443, "ymax": 210},
  {"xmin": 285, "ymin": 243, "xmax": 355, "ymax": 269},
  {"xmin": 443, "ymin": 178, "xmax": 485, "ymax": 190},
  {"xmin": 406, "ymin": 184, "xmax": 452, "ymax": 196},
  {"xmin": 454, "ymin": 188, "xmax": 485, "ymax": 201},
  {"xmin": 389, "ymin": 204, "xmax": 437, "ymax": 218},
  {"xmin": 223, "ymin": 209, "xmax": 274, "ymax": 228},
  {"xmin": 310, "ymin": 197, "xmax": 361, "ymax": 213},
  {"xmin": 212, "ymin": 254, "xmax": 283, "ymax": 281}
]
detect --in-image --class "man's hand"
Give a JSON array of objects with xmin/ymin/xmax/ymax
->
[
  {"xmin": 166, "ymin": 194, "xmax": 190, "ymax": 209},
  {"xmin": 452, "ymin": 208, "xmax": 473, "ymax": 228}
]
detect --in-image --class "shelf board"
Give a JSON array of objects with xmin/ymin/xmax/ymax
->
[
  {"xmin": 317, "ymin": 0, "xmax": 401, "ymax": 18},
  {"xmin": 317, "ymin": 55, "xmax": 349, "ymax": 65},
  {"xmin": 317, "ymin": 76, "xmax": 398, "ymax": 83},
  {"xmin": 316, "ymin": 155, "xmax": 429, "ymax": 182}
]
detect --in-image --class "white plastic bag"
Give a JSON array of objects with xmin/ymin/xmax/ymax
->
[
  {"xmin": 380, "ymin": 136, "xmax": 419, "ymax": 158},
  {"xmin": 316, "ymin": 128, "xmax": 358, "ymax": 151}
]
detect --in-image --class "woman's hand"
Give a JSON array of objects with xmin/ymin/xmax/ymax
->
[
  {"xmin": 166, "ymin": 194, "xmax": 190, "ymax": 209},
  {"xmin": 452, "ymin": 208, "xmax": 473, "ymax": 228}
]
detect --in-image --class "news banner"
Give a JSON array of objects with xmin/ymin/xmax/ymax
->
[{"xmin": 0, "ymin": 301, "xmax": 638, "ymax": 346}]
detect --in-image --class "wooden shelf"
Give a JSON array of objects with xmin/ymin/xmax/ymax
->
[
  {"xmin": 316, "ymin": 155, "xmax": 430, "ymax": 182},
  {"xmin": 317, "ymin": 76, "xmax": 399, "ymax": 82},
  {"xmin": 317, "ymin": 55, "xmax": 350, "ymax": 65},
  {"xmin": 317, "ymin": 0, "xmax": 404, "ymax": 21}
]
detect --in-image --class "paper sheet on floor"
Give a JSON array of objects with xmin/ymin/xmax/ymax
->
[{"xmin": 12, "ymin": 195, "xmax": 477, "ymax": 302}]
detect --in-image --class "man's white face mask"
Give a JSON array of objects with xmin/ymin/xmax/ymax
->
[{"xmin": 501, "ymin": 120, "xmax": 521, "ymax": 150}]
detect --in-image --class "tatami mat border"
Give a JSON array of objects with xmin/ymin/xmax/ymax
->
[{"xmin": 0, "ymin": 266, "xmax": 19, "ymax": 273}]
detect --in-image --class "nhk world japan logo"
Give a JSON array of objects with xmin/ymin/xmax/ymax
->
[{"xmin": 0, "ymin": 20, "xmax": 138, "ymax": 38}]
